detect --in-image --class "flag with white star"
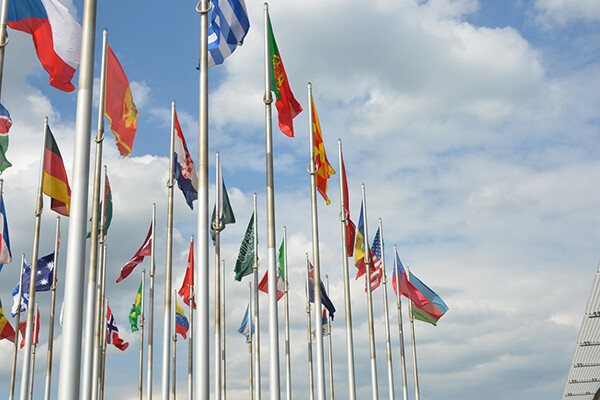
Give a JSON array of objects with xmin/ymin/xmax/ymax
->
[{"xmin": 11, "ymin": 253, "xmax": 55, "ymax": 316}]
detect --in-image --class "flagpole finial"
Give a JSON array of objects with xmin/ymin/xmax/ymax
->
[{"xmin": 264, "ymin": 2, "xmax": 268, "ymax": 11}]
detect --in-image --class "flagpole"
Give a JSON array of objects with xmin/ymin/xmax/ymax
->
[
  {"xmin": 195, "ymin": 1, "xmax": 210, "ymax": 398},
  {"xmin": 138, "ymin": 269, "xmax": 146, "ymax": 400},
  {"xmin": 81, "ymin": 27, "xmax": 108, "ymax": 400},
  {"xmin": 172, "ymin": 290, "xmax": 177, "ymax": 400},
  {"xmin": 57, "ymin": 0, "xmax": 98, "ymax": 392},
  {"xmin": 187, "ymin": 235, "xmax": 194, "ymax": 400},
  {"xmin": 43, "ymin": 216, "xmax": 61, "ymax": 400},
  {"xmin": 393, "ymin": 246, "xmax": 408, "ymax": 400},
  {"xmin": 9, "ymin": 253, "xmax": 25, "ymax": 400},
  {"xmin": 336, "ymin": 139, "xmax": 356, "ymax": 400},
  {"xmin": 248, "ymin": 282, "xmax": 254, "ymax": 400},
  {"xmin": 92, "ymin": 240, "xmax": 108, "ymax": 400},
  {"xmin": 221, "ymin": 259, "xmax": 227, "ymax": 400},
  {"xmin": 147, "ymin": 204, "xmax": 156, "ymax": 400},
  {"xmin": 100, "ymin": 296, "xmax": 108, "ymax": 400},
  {"xmin": 28, "ymin": 302, "xmax": 39, "ymax": 400},
  {"xmin": 20, "ymin": 117, "xmax": 48, "ymax": 400},
  {"xmin": 406, "ymin": 267, "xmax": 420, "ymax": 400},
  {"xmin": 162, "ymin": 100, "xmax": 177, "ymax": 400},
  {"xmin": 305, "ymin": 254, "xmax": 314, "ymax": 400},
  {"xmin": 282, "ymin": 227, "xmax": 292, "ymax": 400},
  {"xmin": 252, "ymin": 193, "xmax": 261, "ymax": 400},
  {"xmin": 379, "ymin": 219, "xmax": 395, "ymax": 400},
  {"xmin": 307, "ymin": 82, "xmax": 326, "ymax": 400},
  {"xmin": 0, "ymin": 0, "xmax": 11, "ymax": 96},
  {"xmin": 214, "ymin": 152, "xmax": 222, "ymax": 400},
  {"xmin": 361, "ymin": 184, "xmax": 379, "ymax": 400},
  {"xmin": 263, "ymin": 6, "xmax": 282, "ymax": 399},
  {"xmin": 325, "ymin": 275, "xmax": 334, "ymax": 400}
]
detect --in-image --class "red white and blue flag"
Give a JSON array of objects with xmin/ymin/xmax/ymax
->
[
  {"xmin": 106, "ymin": 304, "xmax": 128, "ymax": 351},
  {"xmin": 0, "ymin": 196, "xmax": 12, "ymax": 270},
  {"xmin": 173, "ymin": 110, "xmax": 198, "ymax": 209},
  {"xmin": 8, "ymin": 0, "xmax": 81, "ymax": 92},
  {"xmin": 0, "ymin": 103, "xmax": 12, "ymax": 134},
  {"xmin": 367, "ymin": 227, "xmax": 383, "ymax": 291},
  {"xmin": 175, "ymin": 300, "xmax": 189, "ymax": 340}
]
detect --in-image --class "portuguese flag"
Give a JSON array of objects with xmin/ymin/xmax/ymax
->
[{"xmin": 267, "ymin": 15, "xmax": 302, "ymax": 137}]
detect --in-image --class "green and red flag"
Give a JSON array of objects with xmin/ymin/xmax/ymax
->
[{"xmin": 267, "ymin": 14, "xmax": 302, "ymax": 137}]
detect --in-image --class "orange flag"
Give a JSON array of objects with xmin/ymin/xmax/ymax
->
[
  {"xmin": 311, "ymin": 95, "xmax": 335, "ymax": 205},
  {"xmin": 104, "ymin": 44, "xmax": 138, "ymax": 157}
]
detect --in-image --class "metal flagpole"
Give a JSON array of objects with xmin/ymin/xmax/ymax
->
[
  {"xmin": 172, "ymin": 290, "xmax": 177, "ymax": 400},
  {"xmin": 307, "ymin": 83, "xmax": 326, "ymax": 400},
  {"xmin": 99, "ymin": 296, "xmax": 108, "ymax": 400},
  {"xmin": 195, "ymin": 0, "xmax": 210, "ymax": 398},
  {"xmin": 393, "ymin": 246, "xmax": 408, "ymax": 400},
  {"xmin": 57, "ymin": 0, "xmax": 98, "ymax": 393},
  {"xmin": 214, "ymin": 153, "xmax": 222, "ymax": 400},
  {"xmin": 162, "ymin": 100, "xmax": 177, "ymax": 400},
  {"xmin": 252, "ymin": 193, "xmax": 261, "ymax": 400},
  {"xmin": 221, "ymin": 259, "xmax": 227, "ymax": 400},
  {"xmin": 379, "ymin": 219, "xmax": 395, "ymax": 400},
  {"xmin": 0, "ymin": 0, "xmax": 11, "ymax": 96},
  {"xmin": 187, "ymin": 239, "xmax": 194, "ymax": 400},
  {"xmin": 147, "ymin": 204, "xmax": 156, "ymax": 400},
  {"xmin": 361, "ymin": 185, "xmax": 379, "ymax": 400},
  {"xmin": 92, "ymin": 239, "xmax": 108, "ymax": 400},
  {"xmin": 406, "ymin": 267, "xmax": 420, "ymax": 400},
  {"xmin": 336, "ymin": 139, "xmax": 356, "ymax": 400},
  {"xmin": 9, "ymin": 253, "xmax": 25, "ymax": 400},
  {"xmin": 283, "ymin": 227, "xmax": 292, "ymax": 400},
  {"xmin": 20, "ymin": 117, "xmax": 48, "ymax": 400},
  {"xmin": 138, "ymin": 269, "xmax": 146, "ymax": 400},
  {"xmin": 43, "ymin": 216, "xmax": 61, "ymax": 400},
  {"xmin": 262, "ymin": 6, "xmax": 282, "ymax": 399},
  {"xmin": 28, "ymin": 302, "xmax": 39, "ymax": 400},
  {"xmin": 248, "ymin": 282, "xmax": 254, "ymax": 400},
  {"xmin": 304, "ymin": 255, "xmax": 314, "ymax": 400},
  {"xmin": 81, "ymin": 27, "xmax": 108, "ymax": 400},
  {"xmin": 325, "ymin": 276, "xmax": 334, "ymax": 400}
]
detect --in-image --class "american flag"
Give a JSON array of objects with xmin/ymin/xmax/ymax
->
[{"xmin": 368, "ymin": 228, "xmax": 384, "ymax": 291}]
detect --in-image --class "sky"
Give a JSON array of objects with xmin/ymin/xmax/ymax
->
[{"xmin": 0, "ymin": 0, "xmax": 599, "ymax": 399}]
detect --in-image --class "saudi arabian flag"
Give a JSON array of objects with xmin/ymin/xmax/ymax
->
[
  {"xmin": 278, "ymin": 237, "xmax": 285, "ymax": 282},
  {"xmin": 129, "ymin": 280, "xmax": 143, "ymax": 332},
  {"xmin": 234, "ymin": 213, "xmax": 254, "ymax": 281}
]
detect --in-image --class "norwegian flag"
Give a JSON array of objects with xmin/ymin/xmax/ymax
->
[{"xmin": 106, "ymin": 304, "xmax": 128, "ymax": 351}]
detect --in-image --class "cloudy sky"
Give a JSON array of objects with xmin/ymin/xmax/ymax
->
[{"xmin": 0, "ymin": 0, "xmax": 599, "ymax": 399}]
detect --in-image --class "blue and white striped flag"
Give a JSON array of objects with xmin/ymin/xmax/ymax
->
[
  {"xmin": 208, "ymin": 0, "xmax": 250, "ymax": 67},
  {"xmin": 237, "ymin": 303, "xmax": 254, "ymax": 343}
]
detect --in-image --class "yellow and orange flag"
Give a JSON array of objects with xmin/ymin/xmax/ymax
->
[
  {"xmin": 104, "ymin": 44, "xmax": 138, "ymax": 157},
  {"xmin": 311, "ymin": 95, "xmax": 335, "ymax": 205}
]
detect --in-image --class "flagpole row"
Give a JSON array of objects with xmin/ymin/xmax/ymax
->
[
  {"xmin": 393, "ymin": 246, "xmax": 409, "ymax": 400},
  {"xmin": 9, "ymin": 253, "xmax": 25, "ymax": 400},
  {"xmin": 44, "ymin": 216, "xmax": 61, "ymax": 400},
  {"xmin": 305, "ymin": 254, "xmax": 315, "ymax": 400},
  {"xmin": 379, "ymin": 219, "xmax": 396, "ymax": 400}
]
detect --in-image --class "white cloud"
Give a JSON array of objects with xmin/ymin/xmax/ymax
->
[{"xmin": 535, "ymin": 0, "xmax": 600, "ymax": 25}]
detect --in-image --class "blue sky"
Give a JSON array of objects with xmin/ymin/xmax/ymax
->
[{"xmin": 0, "ymin": 0, "xmax": 599, "ymax": 399}]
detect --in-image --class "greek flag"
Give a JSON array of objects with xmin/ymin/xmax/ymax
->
[{"xmin": 208, "ymin": 0, "xmax": 250, "ymax": 67}]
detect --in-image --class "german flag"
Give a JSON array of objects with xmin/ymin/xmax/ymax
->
[{"xmin": 43, "ymin": 127, "xmax": 71, "ymax": 216}]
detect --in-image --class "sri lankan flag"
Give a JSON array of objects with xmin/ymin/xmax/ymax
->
[
  {"xmin": 43, "ymin": 127, "xmax": 71, "ymax": 216},
  {"xmin": 311, "ymin": 95, "xmax": 335, "ymax": 205},
  {"xmin": 267, "ymin": 14, "xmax": 302, "ymax": 137},
  {"xmin": 105, "ymin": 44, "xmax": 138, "ymax": 157},
  {"xmin": 0, "ymin": 298, "xmax": 15, "ymax": 342}
]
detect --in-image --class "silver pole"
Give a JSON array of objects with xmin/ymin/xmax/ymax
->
[
  {"xmin": 248, "ymin": 282, "xmax": 253, "ymax": 400},
  {"xmin": 20, "ymin": 117, "xmax": 48, "ymax": 400},
  {"xmin": 361, "ymin": 185, "xmax": 379, "ymax": 400},
  {"xmin": 252, "ymin": 193, "xmax": 261, "ymax": 400},
  {"xmin": 93, "ymin": 243, "xmax": 108, "ymax": 400},
  {"xmin": 325, "ymin": 275, "xmax": 334, "ymax": 400},
  {"xmin": 57, "ymin": 0, "xmax": 97, "ymax": 393},
  {"xmin": 99, "ymin": 296, "xmax": 108, "ymax": 400},
  {"xmin": 162, "ymin": 100, "xmax": 176, "ymax": 400},
  {"xmin": 406, "ymin": 267, "xmax": 420, "ymax": 400},
  {"xmin": 147, "ymin": 204, "xmax": 156, "ymax": 400},
  {"xmin": 305, "ymin": 255, "xmax": 314, "ymax": 400},
  {"xmin": 138, "ymin": 269, "xmax": 146, "ymax": 400},
  {"xmin": 379, "ymin": 219, "xmax": 395, "ymax": 400},
  {"xmin": 28, "ymin": 302, "xmax": 39, "ymax": 400},
  {"xmin": 221, "ymin": 259, "xmax": 226, "ymax": 400},
  {"xmin": 172, "ymin": 290, "xmax": 177, "ymax": 400},
  {"xmin": 195, "ymin": 1, "xmax": 210, "ymax": 398},
  {"xmin": 0, "ymin": 0, "xmax": 11, "ymax": 98},
  {"xmin": 336, "ymin": 139, "xmax": 356, "ymax": 400},
  {"xmin": 43, "ymin": 216, "xmax": 61, "ymax": 400},
  {"xmin": 263, "ymin": 5, "xmax": 281, "ymax": 400},
  {"xmin": 9, "ymin": 253, "xmax": 25, "ymax": 400},
  {"xmin": 307, "ymin": 83, "xmax": 326, "ymax": 400},
  {"xmin": 81, "ymin": 27, "xmax": 107, "ymax": 400},
  {"xmin": 282, "ymin": 227, "xmax": 292, "ymax": 400},
  {"xmin": 393, "ymin": 246, "xmax": 408, "ymax": 400},
  {"xmin": 187, "ymin": 235, "xmax": 194, "ymax": 400},
  {"xmin": 214, "ymin": 153, "xmax": 222, "ymax": 400}
]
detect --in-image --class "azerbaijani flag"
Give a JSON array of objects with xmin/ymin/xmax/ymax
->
[
  {"xmin": 175, "ymin": 300, "xmax": 189, "ymax": 340},
  {"xmin": 311, "ymin": 94, "xmax": 335, "ymax": 205},
  {"xmin": 43, "ymin": 126, "xmax": 71, "ymax": 216},
  {"xmin": 8, "ymin": 0, "xmax": 81, "ymax": 92}
]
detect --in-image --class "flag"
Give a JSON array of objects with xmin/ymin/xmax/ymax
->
[
  {"xmin": 0, "ymin": 103, "xmax": 13, "ymax": 172},
  {"xmin": 267, "ymin": 14, "xmax": 302, "ymax": 137},
  {"xmin": 106, "ymin": 304, "xmax": 128, "ymax": 351},
  {"xmin": 86, "ymin": 174, "xmax": 113, "ymax": 238},
  {"xmin": 116, "ymin": 222, "xmax": 152, "ymax": 283},
  {"xmin": 237, "ymin": 304, "xmax": 253, "ymax": 343},
  {"xmin": 210, "ymin": 164, "xmax": 235, "ymax": 243},
  {"xmin": 129, "ymin": 280, "xmax": 142, "ymax": 332},
  {"xmin": 340, "ymin": 150, "xmax": 355, "ymax": 256},
  {"xmin": 173, "ymin": 110, "xmax": 198, "ymax": 209},
  {"xmin": 278, "ymin": 237, "xmax": 285, "ymax": 282},
  {"xmin": 354, "ymin": 203, "xmax": 366, "ymax": 276},
  {"xmin": 19, "ymin": 307, "xmax": 40, "ymax": 349},
  {"xmin": 311, "ymin": 309, "xmax": 329, "ymax": 339},
  {"xmin": 367, "ymin": 228, "xmax": 384, "ymax": 292},
  {"xmin": 7, "ymin": 0, "xmax": 81, "ymax": 92},
  {"xmin": 234, "ymin": 213, "xmax": 254, "ymax": 281},
  {"xmin": 175, "ymin": 300, "xmax": 189, "ymax": 340},
  {"xmin": 207, "ymin": 0, "xmax": 250, "ymax": 67},
  {"xmin": 311, "ymin": 95, "xmax": 336, "ymax": 205},
  {"xmin": 43, "ymin": 126, "xmax": 71, "ymax": 216},
  {"xmin": 0, "ymin": 298, "xmax": 15, "ymax": 342},
  {"xmin": 307, "ymin": 262, "xmax": 336, "ymax": 319},
  {"xmin": 178, "ymin": 237, "xmax": 196, "ymax": 309},
  {"xmin": 0, "ymin": 196, "xmax": 12, "ymax": 270},
  {"xmin": 258, "ymin": 268, "xmax": 284, "ymax": 301},
  {"xmin": 12, "ymin": 253, "xmax": 55, "ymax": 316},
  {"xmin": 105, "ymin": 44, "xmax": 139, "ymax": 157}
]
